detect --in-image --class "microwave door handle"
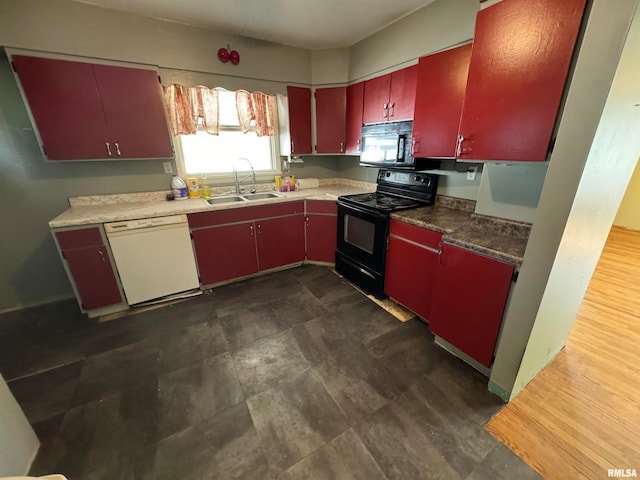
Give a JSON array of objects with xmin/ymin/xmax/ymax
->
[{"xmin": 397, "ymin": 135, "xmax": 406, "ymax": 162}]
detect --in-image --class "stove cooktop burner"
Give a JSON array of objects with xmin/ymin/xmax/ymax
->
[{"xmin": 340, "ymin": 191, "xmax": 422, "ymax": 212}]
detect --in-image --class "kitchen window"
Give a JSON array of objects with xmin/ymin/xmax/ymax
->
[{"xmin": 174, "ymin": 89, "xmax": 280, "ymax": 180}]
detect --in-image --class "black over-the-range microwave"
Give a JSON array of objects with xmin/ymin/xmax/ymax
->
[{"xmin": 359, "ymin": 120, "xmax": 440, "ymax": 170}]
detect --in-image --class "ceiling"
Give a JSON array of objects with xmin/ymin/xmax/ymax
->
[{"xmin": 71, "ymin": 0, "xmax": 436, "ymax": 50}]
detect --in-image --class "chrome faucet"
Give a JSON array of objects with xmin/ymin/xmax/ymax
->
[{"xmin": 233, "ymin": 157, "xmax": 257, "ymax": 194}]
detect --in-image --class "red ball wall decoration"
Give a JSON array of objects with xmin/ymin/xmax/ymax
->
[
  {"xmin": 218, "ymin": 47, "xmax": 230, "ymax": 63},
  {"xmin": 218, "ymin": 45, "xmax": 240, "ymax": 65}
]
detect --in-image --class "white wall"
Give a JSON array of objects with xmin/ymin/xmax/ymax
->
[
  {"xmin": 0, "ymin": 375, "xmax": 39, "ymax": 476},
  {"xmin": 614, "ymin": 155, "xmax": 640, "ymax": 230},
  {"xmin": 489, "ymin": 0, "xmax": 640, "ymax": 400},
  {"xmin": 311, "ymin": 48, "xmax": 351, "ymax": 85}
]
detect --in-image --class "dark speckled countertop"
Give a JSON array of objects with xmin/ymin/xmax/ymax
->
[{"xmin": 391, "ymin": 203, "xmax": 529, "ymax": 266}]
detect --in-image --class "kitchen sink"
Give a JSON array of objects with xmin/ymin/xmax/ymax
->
[
  {"xmin": 242, "ymin": 192, "xmax": 283, "ymax": 200},
  {"xmin": 203, "ymin": 195, "xmax": 247, "ymax": 205}
]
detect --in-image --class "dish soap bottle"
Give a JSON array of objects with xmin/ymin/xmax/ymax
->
[
  {"xmin": 200, "ymin": 173, "xmax": 211, "ymax": 199},
  {"xmin": 171, "ymin": 174, "xmax": 188, "ymax": 200}
]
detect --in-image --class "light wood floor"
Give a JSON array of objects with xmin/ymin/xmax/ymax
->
[{"xmin": 487, "ymin": 226, "xmax": 640, "ymax": 479}]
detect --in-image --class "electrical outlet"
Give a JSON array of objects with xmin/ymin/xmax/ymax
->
[
  {"xmin": 163, "ymin": 162, "xmax": 173, "ymax": 174},
  {"xmin": 467, "ymin": 166, "xmax": 478, "ymax": 181}
]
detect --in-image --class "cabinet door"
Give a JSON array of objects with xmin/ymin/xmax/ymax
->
[
  {"xmin": 64, "ymin": 245, "xmax": 123, "ymax": 310},
  {"xmin": 287, "ymin": 86, "xmax": 313, "ymax": 154},
  {"xmin": 306, "ymin": 214, "xmax": 337, "ymax": 263},
  {"xmin": 413, "ymin": 45, "xmax": 472, "ymax": 158},
  {"xmin": 191, "ymin": 223, "xmax": 258, "ymax": 285},
  {"xmin": 388, "ymin": 65, "xmax": 418, "ymax": 122},
  {"xmin": 384, "ymin": 221, "xmax": 441, "ymax": 320},
  {"xmin": 345, "ymin": 82, "xmax": 364, "ymax": 153},
  {"xmin": 12, "ymin": 55, "xmax": 108, "ymax": 160},
  {"xmin": 315, "ymin": 87, "xmax": 347, "ymax": 153},
  {"xmin": 429, "ymin": 244, "xmax": 514, "ymax": 368},
  {"xmin": 362, "ymin": 74, "xmax": 391, "ymax": 125},
  {"xmin": 93, "ymin": 64, "xmax": 174, "ymax": 159},
  {"xmin": 256, "ymin": 215, "xmax": 305, "ymax": 271},
  {"xmin": 457, "ymin": 0, "xmax": 587, "ymax": 162}
]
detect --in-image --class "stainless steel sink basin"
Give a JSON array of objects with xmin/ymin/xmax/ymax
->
[
  {"xmin": 242, "ymin": 192, "xmax": 282, "ymax": 200},
  {"xmin": 203, "ymin": 196, "xmax": 247, "ymax": 205}
]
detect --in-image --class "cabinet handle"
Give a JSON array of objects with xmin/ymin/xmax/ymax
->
[
  {"xmin": 412, "ymin": 137, "xmax": 418, "ymax": 155},
  {"xmin": 356, "ymin": 138, "xmax": 361, "ymax": 152},
  {"xmin": 291, "ymin": 140, "xmax": 295, "ymax": 153},
  {"xmin": 105, "ymin": 142, "xmax": 112, "ymax": 156},
  {"xmin": 437, "ymin": 244, "xmax": 443, "ymax": 264},
  {"xmin": 456, "ymin": 134, "xmax": 465, "ymax": 157},
  {"xmin": 388, "ymin": 102, "xmax": 395, "ymax": 118},
  {"xmin": 115, "ymin": 142, "xmax": 121, "ymax": 156},
  {"xmin": 339, "ymin": 141, "xmax": 344, "ymax": 153},
  {"xmin": 257, "ymin": 224, "xmax": 261, "ymax": 234},
  {"xmin": 250, "ymin": 225, "xmax": 254, "ymax": 236},
  {"xmin": 305, "ymin": 217, "xmax": 310, "ymax": 227},
  {"xmin": 98, "ymin": 249, "xmax": 106, "ymax": 263},
  {"xmin": 383, "ymin": 103, "xmax": 388, "ymax": 119}
]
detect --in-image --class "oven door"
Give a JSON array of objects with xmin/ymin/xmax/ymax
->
[{"xmin": 336, "ymin": 202, "xmax": 389, "ymax": 275}]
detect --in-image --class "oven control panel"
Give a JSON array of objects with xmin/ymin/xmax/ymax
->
[{"xmin": 378, "ymin": 169, "xmax": 433, "ymax": 186}]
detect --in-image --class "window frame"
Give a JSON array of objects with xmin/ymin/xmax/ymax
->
[{"xmin": 174, "ymin": 90, "xmax": 282, "ymax": 183}]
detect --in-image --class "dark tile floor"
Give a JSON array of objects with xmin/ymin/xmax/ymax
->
[{"xmin": 0, "ymin": 266, "xmax": 541, "ymax": 479}]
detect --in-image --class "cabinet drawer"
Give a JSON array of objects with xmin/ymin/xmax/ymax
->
[
  {"xmin": 188, "ymin": 201, "xmax": 305, "ymax": 228},
  {"xmin": 55, "ymin": 227, "xmax": 104, "ymax": 250},
  {"xmin": 389, "ymin": 219, "xmax": 441, "ymax": 250},
  {"xmin": 306, "ymin": 200, "xmax": 337, "ymax": 215}
]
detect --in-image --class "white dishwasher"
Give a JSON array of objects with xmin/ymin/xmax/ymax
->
[{"xmin": 105, "ymin": 214, "xmax": 200, "ymax": 305}]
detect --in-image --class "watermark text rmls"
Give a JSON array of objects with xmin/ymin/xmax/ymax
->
[{"xmin": 608, "ymin": 469, "xmax": 637, "ymax": 478}]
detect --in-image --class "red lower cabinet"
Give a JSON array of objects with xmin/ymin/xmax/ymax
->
[
  {"xmin": 305, "ymin": 215, "xmax": 337, "ymax": 263},
  {"xmin": 256, "ymin": 215, "xmax": 305, "ymax": 271},
  {"xmin": 191, "ymin": 222, "xmax": 259, "ymax": 285},
  {"xmin": 54, "ymin": 227, "xmax": 124, "ymax": 311},
  {"xmin": 384, "ymin": 220, "xmax": 442, "ymax": 320},
  {"xmin": 305, "ymin": 200, "xmax": 337, "ymax": 263},
  {"xmin": 429, "ymin": 244, "xmax": 514, "ymax": 368},
  {"xmin": 189, "ymin": 205, "xmax": 305, "ymax": 286}
]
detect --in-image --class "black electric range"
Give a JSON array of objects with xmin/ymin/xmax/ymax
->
[{"xmin": 335, "ymin": 169, "xmax": 439, "ymax": 298}]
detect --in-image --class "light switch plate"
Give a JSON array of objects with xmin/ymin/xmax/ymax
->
[
  {"xmin": 467, "ymin": 166, "xmax": 477, "ymax": 181},
  {"xmin": 163, "ymin": 162, "xmax": 174, "ymax": 174}
]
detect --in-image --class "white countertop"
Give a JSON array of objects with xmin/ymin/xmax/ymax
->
[{"xmin": 49, "ymin": 181, "xmax": 375, "ymax": 228}]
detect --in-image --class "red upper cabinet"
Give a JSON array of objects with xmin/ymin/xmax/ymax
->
[
  {"xmin": 457, "ymin": 0, "xmax": 587, "ymax": 162},
  {"xmin": 286, "ymin": 86, "xmax": 313, "ymax": 154},
  {"xmin": 12, "ymin": 56, "xmax": 109, "ymax": 160},
  {"xmin": 412, "ymin": 44, "xmax": 472, "ymax": 158},
  {"xmin": 92, "ymin": 65, "xmax": 174, "ymax": 159},
  {"xmin": 388, "ymin": 65, "xmax": 418, "ymax": 122},
  {"xmin": 12, "ymin": 55, "xmax": 174, "ymax": 161},
  {"xmin": 345, "ymin": 82, "xmax": 364, "ymax": 153},
  {"xmin": 363, "ymin": 65, "xmax": 417, "ymax": 124},
  {"xmin": 315, "ymin": 87, "xmax": 347, "ymax": 154},
  {"xmin": 363, "ymin": 74, "xmax": 391, "ymax": 124}
]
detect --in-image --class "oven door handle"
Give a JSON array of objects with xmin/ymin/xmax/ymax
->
[
  {"xmin": 337, "ymin": 201, "xmax": 388, "ymax": 220},
  {"xmin": 358, "ymin": 267, "xmax": 376, "ymax": 279}
]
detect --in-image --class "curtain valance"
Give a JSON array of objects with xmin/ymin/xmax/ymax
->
[{"xmin": 163, "ymin": 84, "xmax": 276, "ymax": 137}]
